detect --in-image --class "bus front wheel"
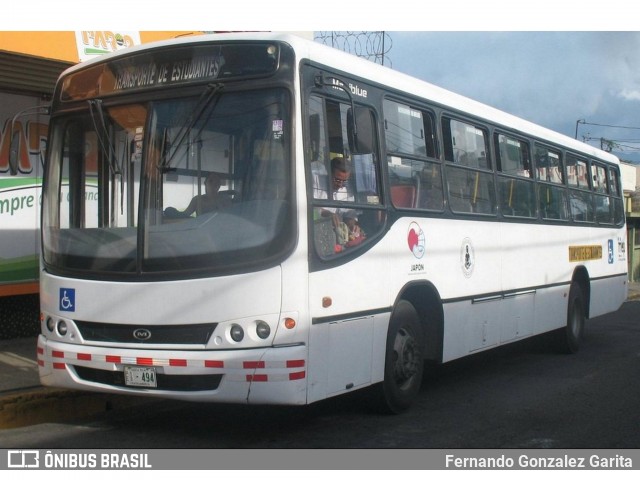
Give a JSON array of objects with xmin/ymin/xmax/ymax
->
[{"xmin": 372, "ymin": 300, "xmax": 424, "ymax": 414}]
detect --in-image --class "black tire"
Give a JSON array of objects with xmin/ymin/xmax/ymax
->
[
  {"xmin": 556, "ymin": 282, "xmax": 586, "ymax": 353},
  {"xmin": 371, "ymin": 300, "xmax": 424, "ymax": 414}
]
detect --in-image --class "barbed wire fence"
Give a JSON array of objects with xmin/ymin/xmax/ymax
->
[{"xmin": 313, "ymin": 31, "xmax": 393, "ymax": 67}]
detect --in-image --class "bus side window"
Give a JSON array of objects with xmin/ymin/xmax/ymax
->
[
  {"xmin": 566, "ymin": 154, "xmax": 594, "ymax": 222},
  {"xmin": 539, "ymin": 184, "xmax": 569, "ymax": 221},
  {"xmin": 609, "ymin": 168, "xmax": 625, "ymax": 225},
  {"xmin": 383, "ymin": 99, "xmax": 442, "ymax": 210},
  {"xmin": 495, "ymin": 133, "xmax": 536, "ymax": 218},
  {"xmin": 307, "ymin": 94, "xmax": 384, "ymax": 258},
  {"xmin": 442, "ymin": 117, "xmax": 495, "ymax": 215},
  {"xmin": 593, "ymin": 163, "xmax": 611, "ymax": 224},
  {"xmin": 535, "ymin": 144, "xmax": 563, "ymax": 184},
  {"xmin": 307, "ymin": 97, "xmax": 330, "ymax": 201}
]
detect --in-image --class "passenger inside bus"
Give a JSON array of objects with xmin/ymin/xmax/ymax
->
[
  {"xmin": 313, "ymin": 155, "xmax": 365, "ymax": 249},
  {"xmin": 164, "ymin": 172, "xmax": 231, "ymax": 219}
]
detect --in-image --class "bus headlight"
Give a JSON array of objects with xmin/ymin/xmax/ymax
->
[
  {"xmin": 46, "ymin": 317, "xmax": 56, "ymax": 332},
  {"xmin": 255, "ymin": 321, "xmax": 271, "ymax": 339},
  {"xmin": 57, "ymin": 320, "xmax": 68, "ymax": 336},
  {"xmin": 230, "ymin": 324, "xmax": 244, "ymax": 342}
]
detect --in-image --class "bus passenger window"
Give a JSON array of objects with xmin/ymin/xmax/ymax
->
[
  {"xmin": 442, "ymin": 117, "xmax": 494, "ymax": 215},
  {"xmin": 495, "ymin": 133, "xmax": 531, "ymax": 177},
  {"xmin": 383, "ymin": 99, "xmax": 436, "ymax": 158},
  {"xmin": 443, "ymin": 118, "xmax": 491, "ymax": 170},
  {"xmin": 592, "ymin": 163, "xmax": 608, "ymax": 193},
  {"xmin": 569, "ymin": 189, "xmax": 594, "ymax": 222},
  {"xmin": 445, "ymin": 165, "xmax": 496, "ymax": 215},
  {"xmin": 609, "ymin": 168, "xmax": 624, "ymax": 225},
  {"xmin": 535, "ymin": 144, "xmax": 563, "ymax": 184},
  {"xmin": 384, "ymin": 100, "xmax": 442, "ymax": 210},
  {"xmin": 495, "ymin": 133, "xmax": 535, "ymax": 218},
  {"xmin": 388, "ymin": 157, "xmax": 444, "ymax": 211},
  {"xmin": 539, "ymin": 184, "xmax": 569, "ymax": 220},
  {"xmin": 566, "ymin": 154, "xmax": 590, "ymax": 189},
  {"xmin": 306, "ymin": 94, "xmax": 384, "ymax": 259}
]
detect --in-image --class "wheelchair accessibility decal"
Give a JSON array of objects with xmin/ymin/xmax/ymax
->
[{"xmin": 60, "ymin": 288, "xmax": 75, "ymax": 312}]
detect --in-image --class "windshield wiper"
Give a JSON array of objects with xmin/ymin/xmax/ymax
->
[
  {"xmin": 88, "ymin": 99, "xmax": 130, "ymax": 215},
  {"xmin": 160, "ymin": 82, "xmax": 224, "ymax": 170},
  {"xmin": 88, "ymin": 99, "xmax": 122, "ymax": 176}
]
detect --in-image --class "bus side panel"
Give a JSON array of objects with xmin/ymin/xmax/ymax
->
[
  {"xmin": 590, "ymin": 274, "xmax": 627, "ymax": 319},
  {"xmin": 307, "ymin": 240, "xmax": 391, "ymax": 404},
  {"xmin": 533, "ymin": 284, "xmax": 570, "ymax": 335}
]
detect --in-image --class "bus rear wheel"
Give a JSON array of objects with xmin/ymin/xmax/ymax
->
[
  {"xmin": 556, "ymin": 282, "xmax": 586, "ymax": 353},
  {"xmin": 372, "ymin": 300, "xmax": 424, "ymax": 414}
]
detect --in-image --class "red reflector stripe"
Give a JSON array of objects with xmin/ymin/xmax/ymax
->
[
  {"xmin": 247, "ymin": 374, "xmax": 268, "ymax": 382},
  {"xmin": 169, "ymin": 359, "xmax": 187, "ymax": 367},
  {"xmin": 286, "ymin": 360, "xmax": 305, "ymax": 368},
  {"xmin": 106, "ymin": 355, "xmax": 121, "ymax": 363},
  {"xmin": 37, "ymin": 347, "xmax": 44, "ymax": 355},
  {"xmin": 52, "ymin": 350, "xmax": 64, "ymax": 358},
  {"xmin": 37, "ymin": 360, "xmax": 44, "ymax": 367},
  {"xmin": 53, "ymin": 363, "xmax": 66, "ymax": 370},
  {"xmin": 137, "ymin": 357, "xmax": 153, "ymax": 366},
  {"xmin": 289, "ymin": 371, "xmax": 306, "ymax": 380},
  {"xmin": 77, "ymin": 353, "xmax": 91, "ymax": 361},
  {"xmin": 243, "ymin": 361, "xmax": 265, "ymax": 369},
  {"xmin": 205, "ymin": 360, "xmax": 224, "ymax": 368}
]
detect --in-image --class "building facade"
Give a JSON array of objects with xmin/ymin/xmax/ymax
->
[{"xmin": 0, "ymin": 31, "xmax": 198, "ymax": 297}]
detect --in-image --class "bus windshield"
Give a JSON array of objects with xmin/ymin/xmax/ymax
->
[{"xmin": 42, "ymin": 87, "xmax": 293, "ymax": 277}]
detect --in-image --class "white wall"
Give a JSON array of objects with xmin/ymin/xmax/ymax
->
[{"xmin": 620, "ymin": 161, "xmax": 637, "ymax": 193}]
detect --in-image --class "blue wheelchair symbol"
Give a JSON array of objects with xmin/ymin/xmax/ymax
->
[
  {"xmin": 608, "ymin": 239, "xmax": 614, "ymax": 264},
  {"xmin": 60, "ymin": 288, "xmax": 75, "ymax": 312}
]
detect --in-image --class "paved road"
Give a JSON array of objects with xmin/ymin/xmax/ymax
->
[{"xmin": 1, "ymin": 300, "xmax": 639, "ymax": 449}]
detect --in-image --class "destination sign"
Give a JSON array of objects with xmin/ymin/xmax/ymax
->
[
  {"xmin": 60, "ymin": 43, "xmax": 280, "ymax": 101},
  {"xmin": 112, "ymin": 55, "xmax": 223, "ymax": 91}
]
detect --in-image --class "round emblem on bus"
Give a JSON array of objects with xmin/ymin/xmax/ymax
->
[
  {"xmin": 133, "ymin": 328, "xmax": 152, "ymax": 341},
  {"xmin": 407, "ymin": 222, "xmax": 425, "ymax": 259},
  {"xmin": 460, "ymin": 237, "xmax": 475, "ymax": 278}
]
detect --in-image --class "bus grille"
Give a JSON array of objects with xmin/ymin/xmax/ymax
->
[
  {"xmin": 73, "ymin": 366, "xmax": 223, "ymax": 392},
  {"xmin": 74, "ymin": 321, "xmax": 217, "ymax": 345}
]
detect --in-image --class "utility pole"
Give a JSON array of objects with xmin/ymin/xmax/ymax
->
[{"xmin": 575, "ymin": 119, "xmax": 585, "ymax": 139}]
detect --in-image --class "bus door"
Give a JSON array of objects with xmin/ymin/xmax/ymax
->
[{"xmin": 305, "ymin": 87, "xmax": 388, "ymax": 399}]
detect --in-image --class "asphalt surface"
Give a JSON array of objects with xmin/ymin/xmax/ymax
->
[{"xmin": 1, "ymin": 283, "xmax": 639, "ymax": 429}]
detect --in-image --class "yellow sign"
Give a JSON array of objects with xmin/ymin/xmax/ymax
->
[
  {"xmin": 0, "ymin": 31, "xmax": 200, "ymax": 64},
  {"xmin": 568, "ymin": 245, "xmax": 602, "ymax": 262}
]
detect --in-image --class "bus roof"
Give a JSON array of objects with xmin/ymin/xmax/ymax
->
[{"xmin": 61, "ymin": 31, "xmax": 619, "ymax": 166}]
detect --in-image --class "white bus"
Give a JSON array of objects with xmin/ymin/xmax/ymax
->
[{"xmin": 37, "ymin": 33, "xmax": 628, "ymax": 413}]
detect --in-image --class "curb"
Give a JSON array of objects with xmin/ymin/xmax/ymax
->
[{"xmin": 0, "ymin": 387, "xmax": 161, "ymax": 429}]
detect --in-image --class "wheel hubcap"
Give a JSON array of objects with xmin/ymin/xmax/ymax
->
[{"xmin": 393, "ymin": 327, "xmax": 420, "ymax": 386}]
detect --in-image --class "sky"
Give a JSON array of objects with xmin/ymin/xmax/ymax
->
[{"xmin": 383, "ymin": 32, "xmax": 640, "ymax": 163}]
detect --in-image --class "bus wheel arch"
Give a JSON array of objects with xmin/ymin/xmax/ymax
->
[{"xmin": 398, "ymin": 281, "xmax": 444, "ymax": 363}]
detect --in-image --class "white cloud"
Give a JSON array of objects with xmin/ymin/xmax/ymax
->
[{"xmin": 618, "ymin": 90, "xmax": 640, "ymax": 101}]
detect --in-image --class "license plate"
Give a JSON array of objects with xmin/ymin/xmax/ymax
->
[{"xmin": 124, "ymin": 366, "xmax": 157, "ymax": 388}]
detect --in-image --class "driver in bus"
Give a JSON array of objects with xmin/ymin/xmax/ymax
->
[
  {"xmin": 165, "ymin": 172, "xmax": 231, "ymax": 219},
  {"xmin": 314, "ymin": 155, "xmax": 364, "ymax": 248}
]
